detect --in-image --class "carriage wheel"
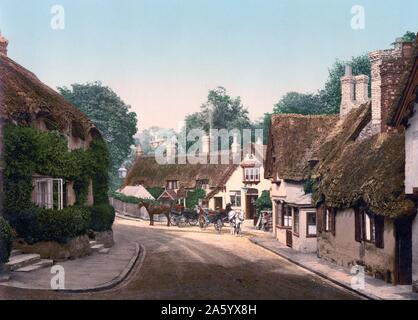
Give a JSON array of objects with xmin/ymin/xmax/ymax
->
[
  {"xmin": 188, "ymin": 218, "xmax": 199, "ymax": 226},
  {"xmin": 170, "ymin": 216, "xmax": 178, "ymax": 226},
  {"xmin": 178, "ymin": 218, "xmax": 187, "ymax": 228}
]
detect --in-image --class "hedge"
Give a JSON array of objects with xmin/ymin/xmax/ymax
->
[
  {"xmin": 88, "ymin": 204, "xmax": 115, "ymax": 232},
  {"xmin": 10, "ymin": 206, "xmax": 91, "ymax": 244},
  {"xmin": 0, "ymin": 218, "xmax": 13, "ymax": 264}
]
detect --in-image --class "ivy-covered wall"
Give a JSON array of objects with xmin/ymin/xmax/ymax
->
[{"xmin": 3, "ymin": 124, "xmax": 110, "ymax": 218}]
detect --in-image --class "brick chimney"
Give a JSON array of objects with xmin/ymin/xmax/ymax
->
[
  {"xmin": 369, "ymin": 38, "xmax": 414, "ymax": 133},
  {"xmin": 340, "ymin": 65, "xmax": 369, "ymax": 118},
  {"xmin": 0, "ymin": 33, "xmax": 8, "ymax": 56}
]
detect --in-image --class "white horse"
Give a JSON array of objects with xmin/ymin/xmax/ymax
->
[{"xmin": 228, "ymin": 210, "xmax": 245, "ymax": 236}]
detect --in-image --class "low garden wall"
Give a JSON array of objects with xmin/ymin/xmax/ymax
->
[{"xmin": 109, "ymin": 197, "xmax": 167, "ymax": 222}]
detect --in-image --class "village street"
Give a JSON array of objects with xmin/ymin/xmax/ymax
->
[{"xmin": 0, "ymin": 218, "xmax": 361, "ymax": 300}]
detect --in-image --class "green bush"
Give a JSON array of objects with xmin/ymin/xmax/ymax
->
[
  {"xmin": 11, "ymin": 206, "xmax": 91, "ymax": 244},
  {"xmin": 88, "ymin": 204, "xmax": 115, "ymax": 232},
  {"xmin": 37, "ymin": 207, "xmax": 91, "ymax": 243},
  {"xmin": 10, "ymin": 206, "xmax": 42, "ymax": 245},
  {"xmin": 0, "ymin": 218, "xmax": 13, "ymax": 263}
]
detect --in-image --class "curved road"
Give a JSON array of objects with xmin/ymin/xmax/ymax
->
[{"xmin": 0, "ymin": 218, "xmax": 361, "ymax": 300}]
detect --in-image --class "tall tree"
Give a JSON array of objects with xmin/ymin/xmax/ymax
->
[
  {"xmin": 58, "ymin": 82, "xmax": 138, "ymax": 190},
  {"xmin": 185, "ymin": 87, "xmax": 252, "ymax": 134}
]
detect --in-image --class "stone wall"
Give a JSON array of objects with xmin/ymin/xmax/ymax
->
[
  {"xmin": 14, "ymin": 235, "xmax": 91, "ymax": 261},
  {"xmin": 317, "ymin": 208, "xmax": 396, "ymax": 283}
]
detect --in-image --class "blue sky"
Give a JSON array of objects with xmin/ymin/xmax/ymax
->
[{"xmin": 0, "ymin": 0, "xmax": 417, "ymax": 130}]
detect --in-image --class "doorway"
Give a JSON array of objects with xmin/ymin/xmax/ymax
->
[
  {"xmin": 395, "ymin": 217, "xmax": 412, "ymax": 285},
  {"xmin": 246, "ymin": 194, "xmax": 258, "ymax": 221},
  {"xmin": 214, "ymin": 197, "xmax": 223, "ymax": 210}
]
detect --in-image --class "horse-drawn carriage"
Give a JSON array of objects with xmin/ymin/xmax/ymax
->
[
  {"xmin": 138, "ymin": 201, "xmax": 243, "ymax": 235},
  {"xmin": 170, "ymin": 204, "xmax": 199, "ymax": 227}
]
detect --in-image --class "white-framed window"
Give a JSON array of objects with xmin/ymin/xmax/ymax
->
[
  {"xmin": 167, "ymin": 180, "xmax": 178, "ymax": 190},
  {"xmin": 364, "ymin": 212, "xmax": 374, "ymax": 242},
  {"xmin": 244, "ymin": 167, "xmax": 260, "ymax": 182},
  {"xmin": 33, "ymin": 178, "xmax": 63, "ymax": 210},
  {"xmin": 230, "ymin": 190, "xmax": 241, "ymax": 207},
  {"xmin": 307, "ymin": 212, "xmax": 317, "ymax": 236},
  {"xmin": 283, "ymin": 206, "xmax": 293, "ymax": 227},
  {"xmin": 325, "ymin": 209, "xmax": 330, "ymax": 232},
  {"xmin": 196, "ymin": 179, "xmax": 209, "ymax": 190}
]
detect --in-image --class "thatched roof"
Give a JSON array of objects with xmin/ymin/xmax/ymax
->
[
  {"xmin": 0, "ymin": 52, "xmax": 97, "ymax": 138},
  {"xmin": 313, "ymin": 131, "xmax": 415, "ymax": 217},
  {"xmin": 312, "ymin": 102, "xmax": 372, "ymax": 178},
  {"xmin": 124, "ymin": 154, "xmax": 238, "ymax": 191},
  {"xmin": 389, "ymin": 35, "xmax": 418, "ymax": 127},
  {"xmin": 265, "ymin": 114, "xmax": 338, "ymax": 182}
]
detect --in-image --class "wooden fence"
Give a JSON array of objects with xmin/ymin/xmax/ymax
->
[{"xmin": 109, "ymin": 197, "xmax": 167, "ymax": 222}]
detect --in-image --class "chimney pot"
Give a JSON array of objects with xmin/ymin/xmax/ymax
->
[
  {"xmin": 345, "ymin": 65, "xmax": 352, "ymax": 76},
  {"xmin": 0, "ymin": 33, "xmax": 8, "ymax": 56}
]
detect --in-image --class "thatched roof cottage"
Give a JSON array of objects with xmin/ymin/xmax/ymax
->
[
  {"xmin": 264, "ymin": 113, "xmax": 337, "ymax": 253},
  {"xmin": 312, "ymin": 39, "xmax": 418, "ymax": 286}
]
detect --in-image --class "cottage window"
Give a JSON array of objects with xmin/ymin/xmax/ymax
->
[
  {"xmin": 355, "ymin": 209, "xmax": 384, "ymax": 248},
  {"xmin": 307, "ymin": 212, "xmax": 317, "ymax": 236},
  {"xmin": 325, "ymin": 209, "xmax": 330, "ymax": 231},
  {"xmin": 230, "ymin": 191, "xmax": 241, "ymax": 207},
  {"xmin": 196, "ymin": 179, "xmax": 209, "ymax": 190},
  {"xmin": 282, "ymin": 206, "xmax": 292, "ymax": 227},
  {"xmin": 364, "ymin": 213, "xmax": 373, "ymax": 241},
  {"xmin": 293, "ymin": 208, "xmax": 300, "ymax": 235},
  {"xmin": 33, "ymin": 178, "xmax": 63, "ymax": 210},
  {"xmin": 244, "ymin": 167, "xmax": 260, "ymax": 182},
  {"xmin": 167, "ymin": 180, "xmax": 178, "ymax": 190}
]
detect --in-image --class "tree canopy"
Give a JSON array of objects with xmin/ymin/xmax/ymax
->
[
  {"xmin": 273, "ymin": 92, "xmax": 324, "ymax": 115},
  {"xmin": 58, "ymin": 82, "xmax": 138, "ymax": 190},
  {"xmin": 184, "ymin": 86, "xmax": 252, "ymax": 133}
]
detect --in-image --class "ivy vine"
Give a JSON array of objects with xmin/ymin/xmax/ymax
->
[{"xmin": 3, "ymin": 124, "xmax": 110, "ymax": 218}]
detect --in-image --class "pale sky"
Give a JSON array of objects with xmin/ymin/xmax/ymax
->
[{"xmin": 1, "ymin": 0, "xmax": 418, "ymax": 131}]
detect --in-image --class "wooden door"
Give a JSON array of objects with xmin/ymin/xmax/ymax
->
[
  {"xmin": 246, "ymin": 195, "xmax": 258, "ymax": 220},
  {"xmin": 286, "ymin": 229, "xmax": 293, "ymax": 248},
  {"xmin": 214, "ymin": 197, "xmax": 223, "ymax": 210},
  {"xmin": 395, "ymin": 218, "xmax": 412, "ymax": 285}
]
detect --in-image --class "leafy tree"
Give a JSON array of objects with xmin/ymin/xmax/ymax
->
[
  {"xmin": 398, "ymin": 31, "xmax": 416, "ymax": 43},
  {"xmin": 185, "ymin": 189, "xmax": 206, "ymax": 209},
  {"xmin": 58, "ymin": 82, "xmax": 138, "ymax": 190},
  {"xmin": 254, "ymin": 190, "xmax": 272, "ymax": 214},
  {"xmin": 273, "ymin": 92, "xmax": 323, "ymax": 115},
  {"xmin": 252, "ymin": 112, "xmax": 272, "ymax": 145},
  {"xmin": 185, "ymin": 87, "xmax": 252, "ymax": 134}
]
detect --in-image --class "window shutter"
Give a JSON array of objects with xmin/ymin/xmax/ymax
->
[
  {"xmin": 354, "ymin": 208, "xmax": 362, "ymax": 242},
  {"xmin": 374, "ymin": 215, "xmax": 384, "ymax": 249},
  {"xmin": 331, "ymin": 209, "xmax": 336, "ymax": 236},
  {"xmin": 317, "ymin": 206, "xmax": 323, "ymax": 233}
]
